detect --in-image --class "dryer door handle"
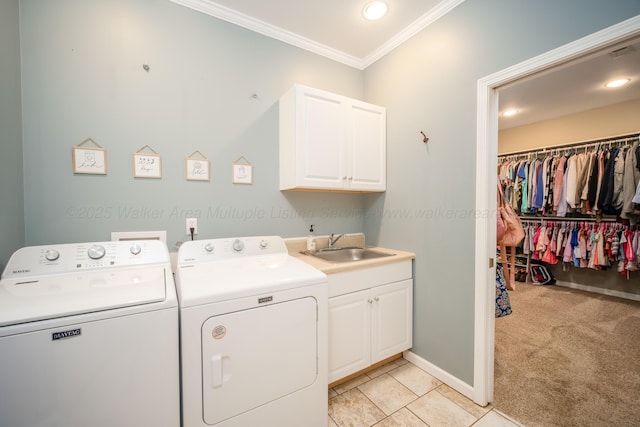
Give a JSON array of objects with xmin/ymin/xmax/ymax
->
[{"xmin": 211, "ymin": 354, "xmax": 223, "ymax": 388}]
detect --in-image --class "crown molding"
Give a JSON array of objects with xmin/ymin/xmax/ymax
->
[
  {"xmin": 169, "ymin": 0, "xmax": 465, "ymax": 70},
  {"xmin": 362, "ymin": 0, "xmax": 466, "ymax": 68}
]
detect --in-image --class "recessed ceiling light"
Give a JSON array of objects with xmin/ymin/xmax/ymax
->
[
  {"xmin": 362, "ymin": 1, "xmax": 388, "ymax": 21},
  {"xmin": 501, "ymin": 108, "xmax": 518, "ymax": 117},
  {"xmin": 605, "ymin": 78, "xmax": 630, "ymax": 88}
]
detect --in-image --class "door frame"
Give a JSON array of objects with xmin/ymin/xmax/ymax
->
[{"xmin": 473, "ymin": 15, "xmax": 640, "ymax": 406}]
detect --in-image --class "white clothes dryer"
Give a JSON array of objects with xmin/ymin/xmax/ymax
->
[
  {"xmin": 175, "ymin": 236, "xmax": 328, "ymax": 427},
  {"xmin": 0, "ymin": 240, "xmax": 180, "ymax": 427}
]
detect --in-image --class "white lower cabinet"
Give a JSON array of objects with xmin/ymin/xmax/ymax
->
[{"xmin": 328, "ymin": 263, "xmax": 412, "ymax": 383}]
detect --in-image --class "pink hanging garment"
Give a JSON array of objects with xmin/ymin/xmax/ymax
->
[
  {"xmin": 619, "ymin": 232, "xmax": 629, "ymax": 276},
  {"xmin": 532, "ymin": 226, "xmax": 542, "ymax": 260},
  {"xmin": 596, "ymin": 229, "xmax": 607, "ymax": 268},
  {"xmin": 563, "ymin": 229, "xmax": 574, "ymax": 264},
  {"xmin": 535, "ymin": 226, "xmax": 548, "ymax": 254},
  {"xmin": 542, "ymin": 238, "xmax": 558, "ymax": 264},
  {"xmin": 579, "ymin": 228, "xmax": 589, "ymax": 268}
]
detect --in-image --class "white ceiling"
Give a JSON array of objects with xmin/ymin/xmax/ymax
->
[
  {"xmin": 498, "ymin": 34, "xmax": 640, "ymax": 130},
  {"xmin": 170, "ymin": 0, "xmax": 640, "ymax": 130}
]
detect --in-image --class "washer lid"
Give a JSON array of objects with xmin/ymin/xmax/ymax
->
[{"xmin": 0, "ymin": 266, "xmax": 167, "ymax": 327}]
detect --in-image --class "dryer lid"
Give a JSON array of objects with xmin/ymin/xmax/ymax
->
[
  {"xmin": 176, "ymin": 254, "xmax": 326, "ymax": 307},
  {"xmin": 0, "ymin": 266, "xmax": 167, "ymax": 327}
]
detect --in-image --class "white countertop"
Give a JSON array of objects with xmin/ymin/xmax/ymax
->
[{"xmin": 285, "ymin": 234, "xmax": 414, "ymax": 274}]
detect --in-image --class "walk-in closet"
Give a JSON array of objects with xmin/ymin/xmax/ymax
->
[
  {"xmin": 492, "ymin": 33, "xmax": 640, "ymax": 427},
  {"xmin": 499, "ymin": 133, "xmax": 640, "ymax": 298}
]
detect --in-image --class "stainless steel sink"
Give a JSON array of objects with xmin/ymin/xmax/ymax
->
[{"xmin": 304, "ymin": 247, "xmax": 394, "ymax": 263}]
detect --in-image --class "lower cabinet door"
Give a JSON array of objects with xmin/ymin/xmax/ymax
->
[
  {"xmin": 371, "ymin": 279, "xmax": 413, "ymax": 363},
  {"xmin": 328, "ymin": 289, "xmax": 371, "ymax": 383}
]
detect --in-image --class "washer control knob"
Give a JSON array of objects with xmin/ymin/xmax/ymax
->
[
  {"xmin": 259, "ymin": 239, "xmax": 268, "ymax": 249},
  {"xmin": 45, "ymin": 249, "xmax": 60, "ymax": 261},
  {"xmin": 87, "ymin": 245, "xmax": 106, "ymax": 260},
  {"xmin": 204, "ymin": 243, "xmax": 215, "ymax": 253},
  {"xmin": 232, "ymin": 239, "xmax": 244, "ymax": 252},
  {"xmin": 130, "ymin": 244, "xmax": 142, "ymax": 255}
]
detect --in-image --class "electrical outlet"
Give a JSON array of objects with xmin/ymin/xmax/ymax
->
[{"xmin": 186, "ymin": 218, "xmax": 198, "ymax": 235}]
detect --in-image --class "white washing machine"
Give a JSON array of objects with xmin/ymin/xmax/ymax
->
[
  {"xmin": 175, "ymin": 236, "xmax": 328, "ymax": 427},
  {"xmin": 0, "ymin": 240, "xmax": 180, "ymax": 427}
]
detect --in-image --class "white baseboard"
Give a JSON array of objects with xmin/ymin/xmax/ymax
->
[
  {"xmin": 555, "ymin": 280, "xmax": 640, "ymax": 302},
  {"xmin": 402, "ymin": 351, "xmax": 476, "ymax": 402}
]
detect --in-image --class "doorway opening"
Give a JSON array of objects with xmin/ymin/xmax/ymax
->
[{"xmin": 473, "ymin": 15, "xmax": 640, "ymax": 407}]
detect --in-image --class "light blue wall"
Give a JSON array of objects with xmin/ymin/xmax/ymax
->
[
  {"xmin": 13, "ymin": 0, "xmax": 640, "ymax": 391},
  {"xmin": 19, "ymin": 0, "xmax": 365, "ymax": 250},
  {"xmin": 363, "ymin": 0, "xmax": 640, "ymax": 385},
  {"xmin": 0, "ymin": 0, "xmax": 25, "ymax": 270}
]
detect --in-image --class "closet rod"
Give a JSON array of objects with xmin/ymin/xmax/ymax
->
[
  {"xmin": 519, "ymin": 215, "xmax": 619, "ymax": 223},
  {"xmin": 498, "ymin": 132, "xmax": 639, "ymax": 158}
]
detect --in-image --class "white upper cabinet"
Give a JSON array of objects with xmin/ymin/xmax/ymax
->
[{"xmin": 279, "ymin": 84, "xmax": 386, "ymax": 192}]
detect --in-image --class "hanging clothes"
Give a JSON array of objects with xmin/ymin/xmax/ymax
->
[
  {"xmin": 598, "ymin": 148, "xmax": 620, "ymax": 215},
  {"xmin": 553, "ymin": 156, "xmax": 567, "ymax": 213},
  {"xmin": 565, "ymin": 154, "xmax": 579, "ymax": 211},
  {"xmin": 498, "ymin": 134, "xmax": 640, "ymax": 221},
  {"xmin": 621, "ymin": 140, "xmax": 640, "ymax": 223},
  {"xmin": 580, "ymin": 151, "xmax": 597, "ymax": 214},
  {"xmin": 519, "ymin": 219, "xmax": 639, "ymax": 279}
]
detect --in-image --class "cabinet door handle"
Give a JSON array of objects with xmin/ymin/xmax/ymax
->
[
  {"xmin": 368, "ymin": 299, "xmax": 373, "ymax": 303},
  {"xmin": 342, "ymin": 176, "xmax": 348, "ymax": 180},
  {"xmin": 374, "ymin": 296, "xmax": 379, "ymax": 302}
]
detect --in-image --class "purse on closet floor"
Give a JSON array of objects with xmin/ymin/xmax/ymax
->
[{"xmin": 497, "ymin": 184, "xmax": 525, "ymax": 290}]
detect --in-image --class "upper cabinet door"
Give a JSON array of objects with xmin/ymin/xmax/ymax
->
[
  {"xmin": 280, "ymin": 84, "xmax": 386, "ymax": 193},
  {"xmin": 297, "ymin": 88, "xmax": 346, "ymax": 190},
  {"xmin": 348, "ymin": 101, "xmax": 386, "ymax": 191}
]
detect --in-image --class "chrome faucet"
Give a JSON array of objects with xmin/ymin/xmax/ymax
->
[{"xmin": 328, "ymin": 233, "xmax": 344, "ymax": 248}]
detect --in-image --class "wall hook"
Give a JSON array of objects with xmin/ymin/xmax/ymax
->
[{"xmin": 420, "ymin": 131, "xmax": 429, "ymax": 143}]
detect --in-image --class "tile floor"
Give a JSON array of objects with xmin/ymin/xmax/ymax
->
[{"xmin": 328, "ymin": 358, "xmax": 523, "ymax": 427}]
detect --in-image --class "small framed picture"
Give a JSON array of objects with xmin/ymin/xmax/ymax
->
[
  {"xmin": 133, "ymin": 153, "xmax": 162, "ymax": 178},
  {"xmin": 73, "ymin": 146, "xmax": 107, "ymax": 175},
  {"xmin": 186, "ymin": 158, "xmax": 210, "ymax": 181},
  {"xmin": 232, "ymin": 157, "xmax": 253, "ymax": 184}
]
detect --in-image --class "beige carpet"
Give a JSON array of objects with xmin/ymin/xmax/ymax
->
[{"xmin": 494, "ymin": 282, "xmax": 640, "ymax": 427}]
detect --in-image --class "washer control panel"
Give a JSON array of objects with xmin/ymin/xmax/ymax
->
[
  {"xmin": 2, "ymin": 240, "xmax": 170, "ymax": 279},
  {"xmin": 177, "ymin": 236, "xmax": 285, "ymax": 264}
]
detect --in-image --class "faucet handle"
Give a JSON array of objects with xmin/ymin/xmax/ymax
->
[{"xmin": 328, "ymin": 233, "xmax": 344, "ymax": 248}]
